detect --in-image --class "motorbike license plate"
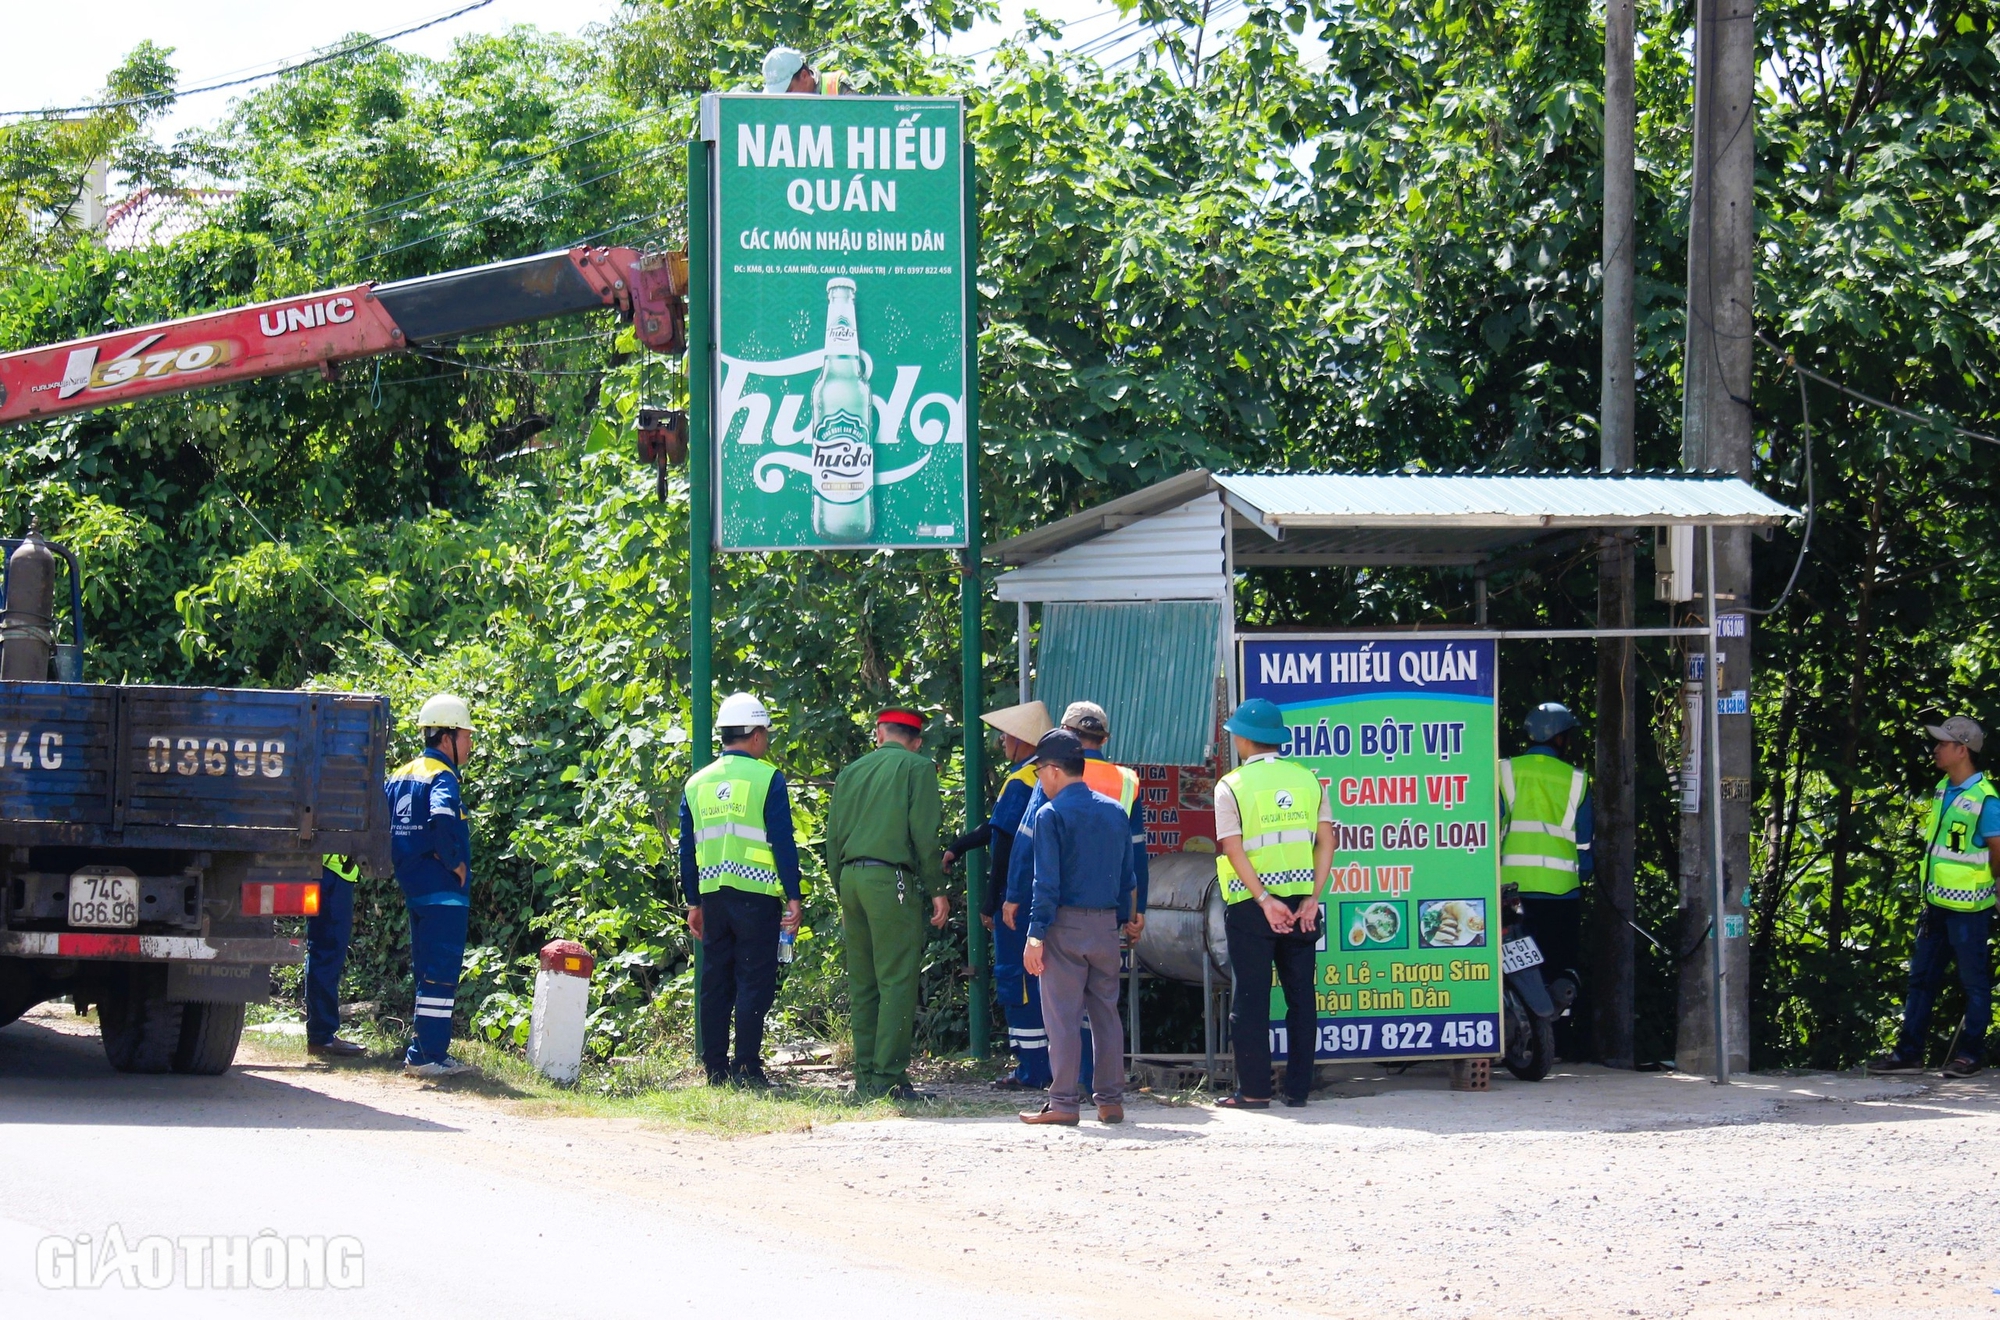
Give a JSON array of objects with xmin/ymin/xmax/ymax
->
[
  {"xmin": 1501, "ymin": 935, "xmax": 1545, "ymax": 974},
  {"xmin": 68, "ymin": 867, "xmax": 140, "ymax": 929}
]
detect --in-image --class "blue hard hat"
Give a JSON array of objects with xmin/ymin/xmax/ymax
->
[
  {"xmin": 1524, "ymin": 702, "xmax": 1577, "ymax": 742},
  {"xmin": 1225, "ymin": 698, "xmax": 1289, "ymax": 746}
]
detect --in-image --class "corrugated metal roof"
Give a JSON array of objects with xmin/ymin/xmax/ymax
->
[
  {"xmin": 1214, "ymin": 471, "xmax": 1797, "ymax": 529},
  {"xmin": 987, "ymin": 469, "xmax": 1800, "ymax": 574},
  {"xmin": 1034, "ymin": 602, "xmax": 1223, "ymax": 766},
  {"xmin": 996, "ymin": 494, "xmax": 1226, "ymax": 602}
]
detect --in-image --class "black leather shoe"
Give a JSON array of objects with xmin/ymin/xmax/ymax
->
[
  {"xmin": 1281, "ymin": 1093, "xmax": 1308, "ymax": 1109},
  {"xmin": 886, "ymin": 1082, "xmax": 935, "ymax": 1102},
  {"xmin": 307, "ymin": 1038, "xmax": 367, "ymax": 1058}
]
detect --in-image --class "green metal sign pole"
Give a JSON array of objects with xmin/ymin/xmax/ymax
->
[
  {"xmin": 960, "ymin": 148, "xmax": 988, "ymax": 1060},
  {"xmin": 698, "ymin": 93, "xmax": 977, "ymax": 1054},
  {"xmin": 686, "ymin": 137, "xmax": 715, "ymax": 1060}
]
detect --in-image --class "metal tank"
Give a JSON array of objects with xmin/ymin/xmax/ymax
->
[
  {"xmin": 1, "ymin": 527, "xmax": 56, "ymax": 681},
  {"xmin": 1137, "ymin": 851, "xmax": 1230, "ymax": 985}
]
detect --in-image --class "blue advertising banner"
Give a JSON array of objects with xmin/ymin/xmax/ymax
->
[{"xmin": 1239, "ymin": 635, "xmax": 1503, "ymax": 1063}]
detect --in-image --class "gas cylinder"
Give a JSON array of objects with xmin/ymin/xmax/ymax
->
[{"xmin": 1, "ymin": 526, "xmax": 56, "ymax": 681}]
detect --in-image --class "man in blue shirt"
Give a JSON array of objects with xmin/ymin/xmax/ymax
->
[
  {"xmin": 942, "ymin": 702, "xmax": 1051, "ymax": 1089},
  {"xmin": 1063, "ymin": 701, "xmax": 1151, "ymax": 919},
  {"xmin": 1871, "ymin": 716, "xmax": 2000, "ymax": 1078},
  {"xmin": 387, "ymin": 694, "xmax": 477, "ymax": 1078},
  {"xmin": 678, "ymin": 692, "xmax": 803, "ymax": 1088},
  {"xmin": 1018, "ymin": 729, "xmax": 1138, "ymax": 1126}
]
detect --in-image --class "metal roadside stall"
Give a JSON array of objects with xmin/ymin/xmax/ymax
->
[{"xmin": 989, "ymin": 469, "xmax": 1796, "ymax": 1088}]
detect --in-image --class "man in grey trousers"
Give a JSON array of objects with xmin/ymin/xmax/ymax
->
[{"xmin": 1018, "ymin": 729, "xmax": 1140, "ymax": 1126}]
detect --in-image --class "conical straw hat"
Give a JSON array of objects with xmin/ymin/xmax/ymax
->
[{"xmin": 981, "ymin": 701, "xmax": 1053, "ymax": 744}]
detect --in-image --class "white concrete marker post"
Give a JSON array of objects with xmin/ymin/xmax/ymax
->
[{"xmin": 527, "ymin": 939, "xmax": 595, "ymax": 1083}]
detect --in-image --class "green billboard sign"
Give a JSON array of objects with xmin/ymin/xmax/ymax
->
[
  {"xmin": 1240, "ymin": 635, "xmax": 1504, "ymax": 1063},
  {"xmin": 700, "ymin": 93, "xmax": 969, "ymax": 551}
]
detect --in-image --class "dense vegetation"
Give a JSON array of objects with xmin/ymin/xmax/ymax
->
[{"xmin": 2, "ymin": 0, "xmax": 1996, "ymax": 1069}]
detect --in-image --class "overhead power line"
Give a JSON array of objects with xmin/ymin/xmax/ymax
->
[
  {"xmin": 287, "ymin": 103, "xmax": 682, "ymax": 255},
  {"xmin": 0, "ymin": 0, "xmax": 494, "ymax": 120},
  {"xmin": 360, "ymin": 140, "xmax": 682, "ymax": 263},
  {"xmin": 1754, "ymin": 331, "xmax": 2000, "ymax": 449},
  {"xmin": 183, "ymin": 441, "xmax": 411, "ymax": 660}
]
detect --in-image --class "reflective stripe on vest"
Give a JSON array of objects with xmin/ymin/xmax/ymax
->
[
  {"xmin": 1499, "ymin": 755, "xmax": 1586, "ymax": 895},
  {"xmin": 1081, "ymin": 758, "xmax": 1139, "ymax": 812},
  {"xmin": 325, "ymin": 854, "xmax": 363, "ymax": 884},
  {"xmin": 1217, "ymin": 757, "xmax": 1322, "ymax": 903},
  {"xmin": 684, "ymin": 755, "xmax": 783, "ymax": 897},
  {"xmin": 1921, "ymin": 774, "xmax": 1998, "ymax": 912}
]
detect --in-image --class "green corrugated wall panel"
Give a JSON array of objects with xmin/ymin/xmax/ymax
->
[{"xmin": 1034, "ymin": 601, "xmax": 1223, "ymax": 767}]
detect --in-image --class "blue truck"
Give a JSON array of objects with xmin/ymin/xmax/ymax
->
[
  {"xmin": 0, "ymin": 241, "xmax": 689, "ymax": 1073},
  {"xmin": 0, "ymin": 532, "xmax": 392, "ymax": 1074}
]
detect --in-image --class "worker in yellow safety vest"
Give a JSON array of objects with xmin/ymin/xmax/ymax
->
[
  {"xmin": 1498, "ymin": 702, "xmax": 1591, "ymax": 1059},
  {"xmin": 1870, "ymin": 716, "xmax": 1999, "ymax": 1079},
  {"xmin": 1213, "ymin": 698, "xmax": 1337, "ymax": 1110},
  {"xmin": 679, "ymin": 692, "xmax": 804, "ymax": 1088}
]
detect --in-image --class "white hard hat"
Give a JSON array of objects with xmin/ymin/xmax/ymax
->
[
  {"xmin": 716, "ymin": 691, "xmax": 772, "ymax": 730},
  {"xmin": 416, "ymin": 693, "xmax": 473, "ymax": 731}
]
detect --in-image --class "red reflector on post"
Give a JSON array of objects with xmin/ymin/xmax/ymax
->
[{"xmin": 240, "ymin": 882, "xmax": 319, "ymax": 916}]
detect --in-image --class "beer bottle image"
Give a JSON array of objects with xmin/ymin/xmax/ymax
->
[{"xmin": 808, "ymin": 278, "xmax": 875, "ymax": 542}]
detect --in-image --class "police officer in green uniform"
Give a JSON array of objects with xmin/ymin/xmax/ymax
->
[
  {"xmin": 679, "ymin": 692, "xmax": 803, "ymax": 1087},
  {"xmin": 1213, "ymin": 698, "xmax": 1336, "ymax": 1110},
  {"xmin": 1498, "ymin": 701, "xmax": 1591, "ymax": 1056},
  {"xmin": 1870, "ymin": 716, "xmax": 2000, "ymax": 1078},
  {"xmin": 825, "ymin": 708, "xmax": 950, "ymax": 1100}
]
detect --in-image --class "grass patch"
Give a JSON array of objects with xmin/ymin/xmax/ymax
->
[
  {"xmin": 447, "ymin": 1040, "xmax": 1023, "ymax": 1131},
  {"xmin": 246, "ymin": 1016, "xmax": 1022, "ymax": 1134}
]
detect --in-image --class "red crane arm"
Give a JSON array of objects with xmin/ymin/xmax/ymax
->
[{"xmin": 0, "ymin": 245, "xmax": 685, "ymax": 427}]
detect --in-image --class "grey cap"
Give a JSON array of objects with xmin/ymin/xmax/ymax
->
[
  {"xmin": 762, "ymin": 46, "xmax": 806, "ymax": 93},
  {"xmin": 1928, "ymin": 716, "xmax": 1985, "ymax": 752},
  {"xmin": 1061, "ymin": 700, "xmax": 1109, "ymax": 736}
]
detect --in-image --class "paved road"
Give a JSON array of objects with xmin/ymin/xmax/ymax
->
[
  {"xmin": 0, "ymin": 1013, "xmax": 1046, "ymax": 1319},
  {"xmin": 6, "ymin": 1005, "xmax": 1999, "ymax": 1319}
]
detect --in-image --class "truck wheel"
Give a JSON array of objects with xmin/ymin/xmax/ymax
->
[
  {"xmin": 172, "ymin": 1003, "xmax": 246, "ymax": 1075},
  {"xmin": 99, "ymin": 972, "xmax": 186, "ymax": 1074}
]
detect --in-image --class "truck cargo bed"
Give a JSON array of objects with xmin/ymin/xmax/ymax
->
[{"xmin": 0, "ymin": 682, "xmax": 390, "ymax": 870}]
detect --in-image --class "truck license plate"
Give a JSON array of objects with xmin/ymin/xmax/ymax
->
[
  {"xmin": 1501, "ymin": 935, "xmax": 1545, "ymax": 974},
  {"xmin": 68, "ymin": 867, "xmax": 139, "ymax": 929}
]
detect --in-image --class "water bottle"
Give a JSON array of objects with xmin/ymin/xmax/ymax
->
[{"xmin": 778, "ymin": 928, "xmax": 796, "ymax": 964}]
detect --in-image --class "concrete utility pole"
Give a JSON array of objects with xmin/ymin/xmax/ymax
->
[
  {"xmin": 1592, "ymin": 0, "xmax": 1638, "ymax": 1071},
  {"xmin": 1677, "ymin": 0, "xmax": 1756, "ymax": 1077}
]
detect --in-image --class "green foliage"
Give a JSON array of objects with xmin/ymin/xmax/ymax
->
[{"xmin": 2, "ymin": 0, "xmax": 1996, "ymax": 1072}]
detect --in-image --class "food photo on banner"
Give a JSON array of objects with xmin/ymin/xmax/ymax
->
[
  {"xmin": 700, "ymin": 93, "xmax": 969, "ymax": 551},
  {"xmin": 1239, "ymin": 637, "xmax": 1504, "ymax": 1064}
]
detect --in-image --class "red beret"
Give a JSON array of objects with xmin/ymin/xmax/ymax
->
[{"xmin": 877, "ymin": 708, "xmax": 923, "ymax": 730}]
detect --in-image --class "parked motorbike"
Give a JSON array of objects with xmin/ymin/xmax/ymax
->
[{"xmin": 1499, "ymin": 883, "xmax": 1577, "ymax": 1080}]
